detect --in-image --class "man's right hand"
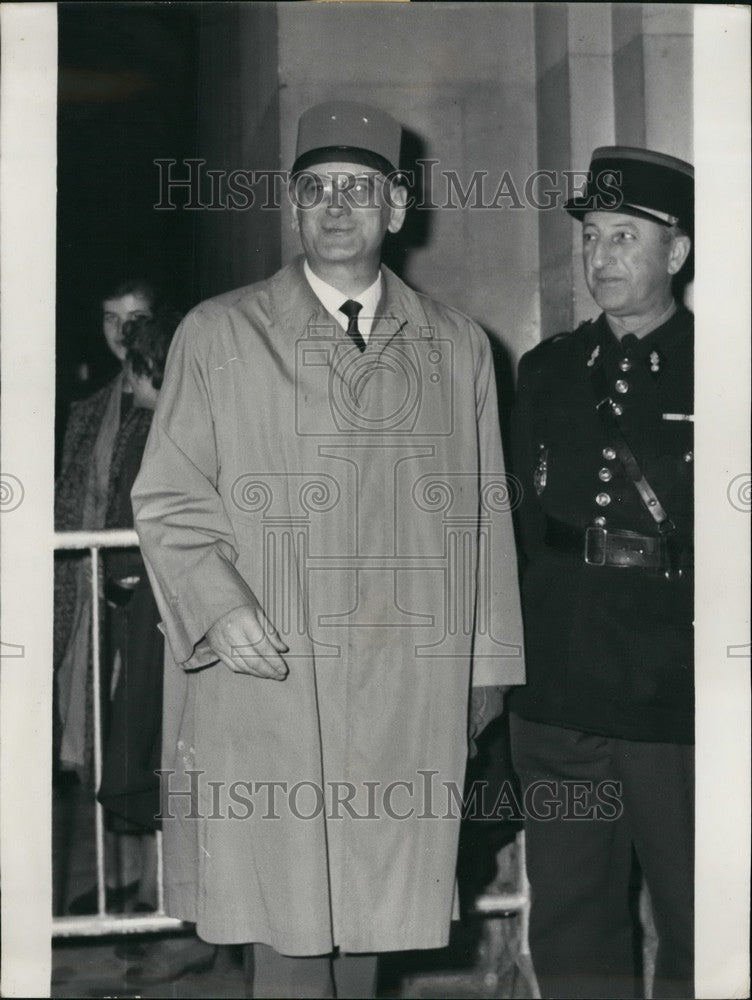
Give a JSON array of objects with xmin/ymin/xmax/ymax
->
[{"xmin": 205, "ymin": 599, "xmax": 289, "ymax": 680}]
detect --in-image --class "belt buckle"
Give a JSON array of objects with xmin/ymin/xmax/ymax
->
[{"xmin": 585, "ymin": 526, "xmax": 607, "ymax": 566}]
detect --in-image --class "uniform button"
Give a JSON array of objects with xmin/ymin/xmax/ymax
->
[
  {"xmin": 602, "ymin": 446, "xmax": 617, "ymax": 461},
  {"xmin": 615, "ymin": 379, "xmax": 629, "ymax": 394},
  {"xmin": 593, "ymin": 516, "xmax": 607, "ymax": 528},
  {"xmin": 612, "ymin": 404, "xmax": 624, "ymax": 416},
  {"xmin": 598, "ymin": 467, "xmax": 612, "ymax": 482},
  {"xmin": 595, "ymin": 492, "xmax": 611, "ymax": 507},
  {"xmin": 684, "ymin": 451, "xmax": 693, "ymax": 462},
  {"xmin": 619, "ymin": 358, "xmax": 632, "ymax": 372}
]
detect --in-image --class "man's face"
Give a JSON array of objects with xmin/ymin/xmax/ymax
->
[
  {"xmin": 292, "ymin": 162, "xmax": 406, "ymax": 274},
  {"xmin": 582, "ymin": 212, "xmax": 689, "ymax": 322},
  {"xmin": 102, "ymin": 292, "xmax": 153, "ymax": 362}
]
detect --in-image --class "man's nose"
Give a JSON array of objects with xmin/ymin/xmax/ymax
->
[
  {"xmin": 324, "ymin": 186, "xmax": 351, "ymax": 215},
  {"xmin": 591, "ymin": 238, "xmax": 613, "ymax": 269}
]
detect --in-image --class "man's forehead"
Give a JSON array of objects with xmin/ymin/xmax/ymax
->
[
  {"xmin": 301, "ymin": 162, "xmax": 383, "ymax": 178},
  {"xmin": 582, "ymin": 211, "xmax": 660, "ymax": 232}
]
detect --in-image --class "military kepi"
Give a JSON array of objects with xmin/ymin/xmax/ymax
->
[
  {"xmin": 292, "ymin": 101, "xmax": 402, "ymax": 177},
  {"xmin": 566, "ymin": 146, "xmax": 694, "ymax": 235}
]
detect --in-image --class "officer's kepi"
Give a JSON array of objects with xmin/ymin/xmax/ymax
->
[
  {"xmin": 565, "ymin": 146, "xmax": 694, "ymax": 237},
  {"xmin": 291, "ymin": 100, "xmax": 403, "ymax": 178}
]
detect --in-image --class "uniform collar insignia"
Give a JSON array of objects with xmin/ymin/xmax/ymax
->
[{"xmin": 646, "ymin": 347, "xmax": 665, "ymax": 378}]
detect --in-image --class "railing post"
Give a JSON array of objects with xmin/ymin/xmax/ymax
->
[{"xmin": 89, "ymin": 545, "xmax": 106, "ymax": 917}]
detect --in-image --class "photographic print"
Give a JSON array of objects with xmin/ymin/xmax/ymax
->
[{"xmin": 1, "ymin": 3, "xmax": 749, "ymax": 998}]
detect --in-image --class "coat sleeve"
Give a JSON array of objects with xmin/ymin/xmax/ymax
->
[
  {"xmin": 470, "ymin": 325, "xmax": 525, "ymax": 688},
  {"xmin": 131, "ymin": 310, "xmax": 257, "ymax": 670}
]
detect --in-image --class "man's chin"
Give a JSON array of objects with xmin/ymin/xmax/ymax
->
[
  {"xmin": 590, "ymin": 288, "xmax": 629, "ymax": 314},
  {"xmin": 316, "ymin": 246, "xmax": 363, "ymax": 264}
]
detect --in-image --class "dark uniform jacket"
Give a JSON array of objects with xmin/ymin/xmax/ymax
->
[{"xmin": 509, "ymin": 305, "xmax": 694, "ymax": 744}]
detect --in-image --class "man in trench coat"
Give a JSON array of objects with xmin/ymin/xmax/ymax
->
[{"xmin": 132, "ymin": 101, "xmax": 525, "ymax": 998}]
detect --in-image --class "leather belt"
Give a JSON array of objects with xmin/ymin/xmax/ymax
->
[{"xmin": 544, "ymin": 517, "xmax": 691, "ymax": 571}]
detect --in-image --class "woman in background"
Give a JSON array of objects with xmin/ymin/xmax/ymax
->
[
  {"xmin": 55, "ymin": 278, "xmax": 157, "ymax": 788},
  {"xmin": 55, "ymin": 279, "xmax": 158, "ymax": 913}
]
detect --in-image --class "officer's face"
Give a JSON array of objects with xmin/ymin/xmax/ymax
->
[
  {"xmin": 582, "ymin": 212, "xmax": 690, "ymax": 323},
  {"xmin": 102, "ymin": 293, "xmax": 153, "ymax": 363},
  {"xmin": 292, "ymin": 162, "xmax": 406, "ymax": 275}
]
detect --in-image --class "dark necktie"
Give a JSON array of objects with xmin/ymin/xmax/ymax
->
[{"xmin": 339, "ymin": 299, "xmax": 366, "ymax": 352}]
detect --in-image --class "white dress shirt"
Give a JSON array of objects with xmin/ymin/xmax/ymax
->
[{"xmin": 303, "ymin": 260, "xmax": 382, "ymax": 343}]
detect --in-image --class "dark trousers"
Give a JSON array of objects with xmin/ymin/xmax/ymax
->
[
  {"xmin": 243, "ymin": 943, "xmax": 378, "ymax": 999},
  {"xmin": 510, "ymin": 714, "xmax": 694, "ymax": 1000}
]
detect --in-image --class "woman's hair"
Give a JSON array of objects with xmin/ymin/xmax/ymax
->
[
  {"xmin": 122, "ymin": 307, "xmax": 183, "ymax": 390},
  {"xmin": 99, "ymin": 278, "xmax": 159, "ymax": 312}
]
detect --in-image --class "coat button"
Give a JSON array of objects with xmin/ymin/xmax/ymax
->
[
  {"xmin": 615, "ymin": 379, "xmax": 629, "ymax": 394},
  {"xmin": 619, "ymin": 358, "xmax": 632, "ymax": 372},
  {"xmin": 612, "ymin": 404, "xmax": 624, "ymax": 416},
  {"xmin": 598, "ymin": 467, "xmax": 612, "ymax": 482},
  {"xmin": 595, "ymin": 492, "xmax": 611, "ymax": 507},
  {"xmin": 602, "ymin": 446, "xmax": 616, "ymax": 461},
  {"xmin": 684, "ymin": 451, "xmax": 693, "ymax": 462},
  {"xmin": 593, "ymin": 516, "xmax": 607, "ymax": 528}
]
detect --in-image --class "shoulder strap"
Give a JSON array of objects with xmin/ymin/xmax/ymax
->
[{"xmin": 588, "ymin": 360, "xmax": 675, "ymax": 535}]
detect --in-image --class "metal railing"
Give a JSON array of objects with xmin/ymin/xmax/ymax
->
[
  {"xmin": 475, "ymin": 827, "xmax": 531, "ymax": 937},
  {"xmin": 53, "ymin": 528, "xmax": 183, "ymax": 938},
  {"xmin": 52, "ymin": 528, "xmax": 532, "ymax": 957}
]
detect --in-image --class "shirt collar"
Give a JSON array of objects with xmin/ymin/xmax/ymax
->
[{"xmin": 303, "ymin": 260, "xmax": 382, "ymax": 341}]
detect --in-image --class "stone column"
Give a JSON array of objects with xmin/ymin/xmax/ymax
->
[{"xmin": 535, "ymin": 3, "xmax": 616, "ymax": 335}]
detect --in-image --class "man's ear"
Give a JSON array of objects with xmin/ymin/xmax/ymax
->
[
  {"xmin": 386, "ymin": 183, "xmax": 408, "ymax": 235},
  {"xmin": 291, "ymin": 204, "xmax": 301, "ymax": 234},
  {"xmin": 667, "ymin": 233, "xmax": 692, "ymax": 275}
]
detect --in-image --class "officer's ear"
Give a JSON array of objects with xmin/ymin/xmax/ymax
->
[
  {"xmin": 667, "ymin": 232, "xmax": 692, "ymax": 275},
  {"xmin": 386, "ymin": 182, "xmax": 408, "ymax": 235}
]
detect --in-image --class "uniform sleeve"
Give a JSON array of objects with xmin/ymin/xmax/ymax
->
[
  {"xmin": 510, "ymin": 351, "xmax": 546, "ymax": 561},
  {"xmin": 471, "ymin": 326, "xmax": 525, "ymax": 688},
  {"xmin": 131, "ymin": 311, "xmax": 256, "ymax": 670}
]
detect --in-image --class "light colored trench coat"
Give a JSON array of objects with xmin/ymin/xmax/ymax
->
[{"xmin": 132, "ymin": 259, "xmax": 525, "ymax": 953}]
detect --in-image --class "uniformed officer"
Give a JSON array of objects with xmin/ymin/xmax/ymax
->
[{"xmin": 509, "ymin": 147, "xmax": 694, "ymax": 999}]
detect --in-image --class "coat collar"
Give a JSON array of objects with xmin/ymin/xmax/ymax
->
[
  {"xmin": 267, "ymin": 256, "xmax": 432, "ymax": 358},
  {"xmin": 584, "ymin": 304, "xmax": 693, "ymax": 374},
  {"xmin": 589, "ymin": 304, "xmax": 693, "ymax": 357}
]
